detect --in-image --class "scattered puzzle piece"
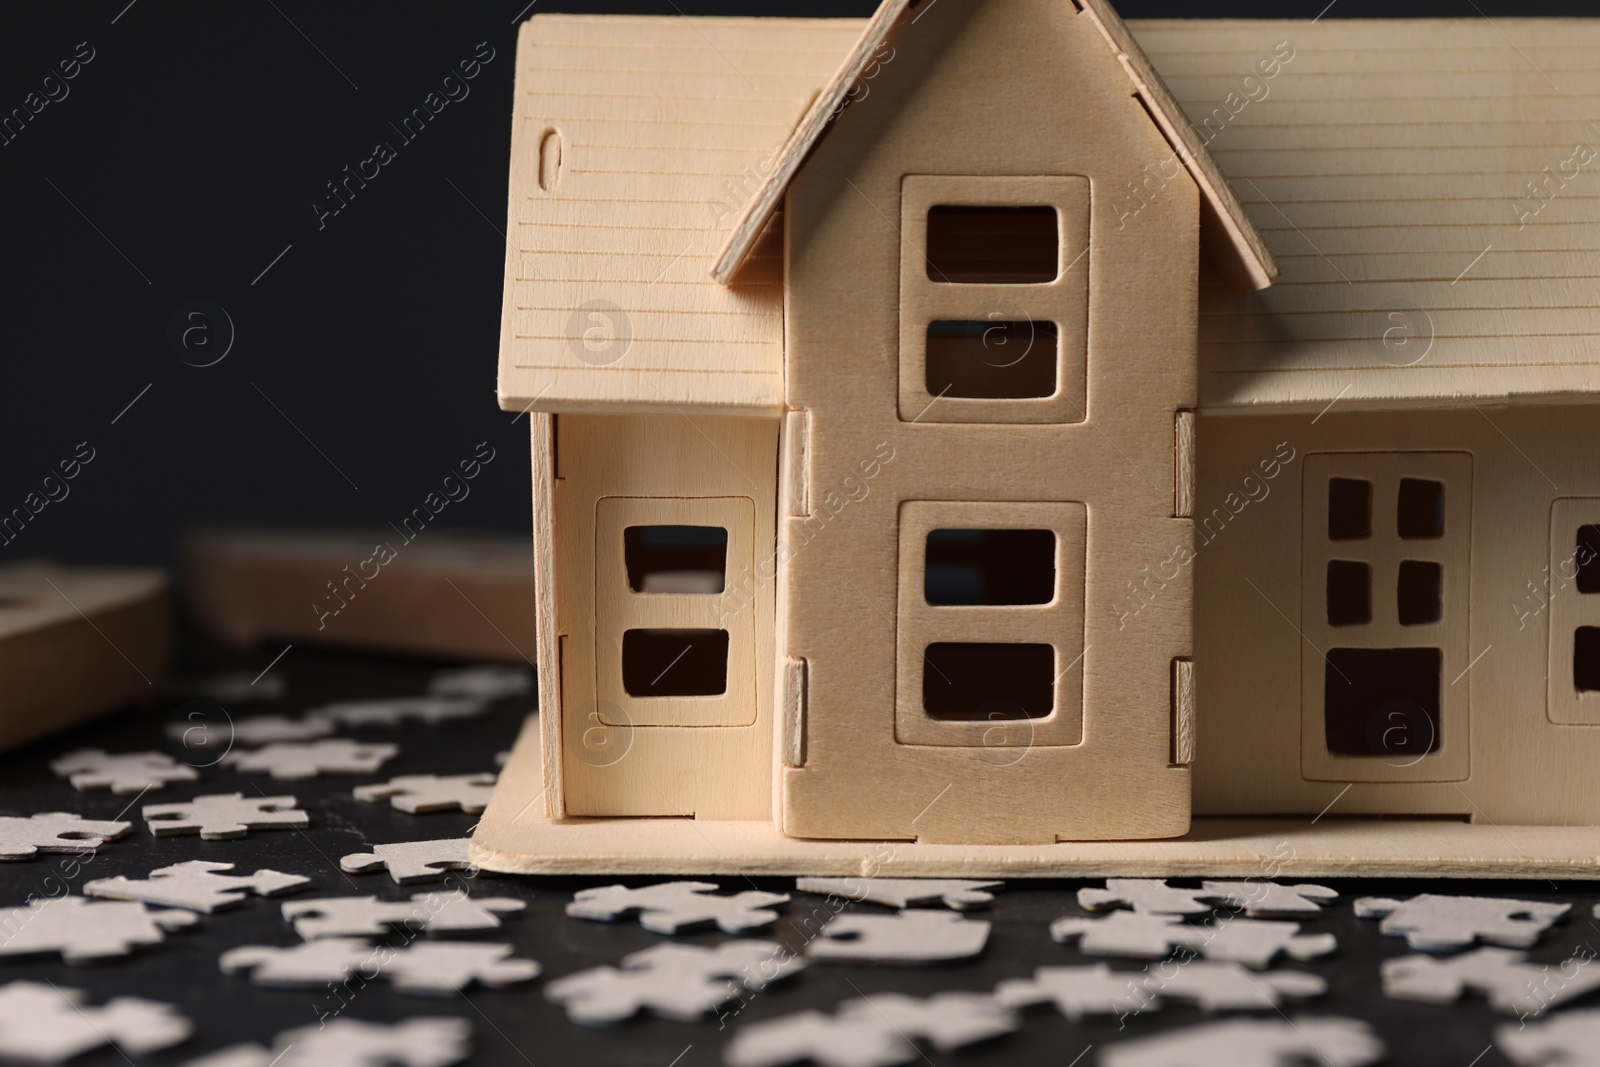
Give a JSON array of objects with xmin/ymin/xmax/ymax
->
[
  {"xmin": 165, "ymin": 671, "xmax": 286, "ymax": 704},
  {"xmin": 282, "ymin": 892, "xmax": 525, "ymax": 940},
  {"xmin": 1498, "ymin": 1007, "xmax": 1600, "ymax": 1067},
  {"xmin": 428, "ymin": 665, "xmax": 531, "ymax": 701},
  {"xmin": 995, "ymin": 962, "xmax": 1326, "ymax": 1020},
  {"xmin": 811, "ymin": 909, "xmax": 990, "ymax": 964},
  {"xmin": 0, "ymin": 896, "xmax": 198, "ymax": 963},
  {"xmin": 308, "ymin": 698, "xmax": 487, "ymax": 729},
  {"xmin": 1050, "ymin": 912, "xmax": 1335, "ymax": 968},
  {"xmin": 353, "ymin": 774, "xmax": 497, "ymax": 814},
  {"xmin": 222, "ymin": 938, "xmax": 539, "ymax": 996},
  {"xmin": 1200, "ymin": 881, "xmax": 1339, "ymax": 917},
  {"xmin": 0, "ymin": 981, "xmax": 192, "ymax": 1063},
  {"xmin": 568, "ymin": 881, "xmax": 788, "ymax": 934},
  {"xmin": 49, "ymin": 748, "xmax": 198, "ymax": 794},
  {"xmin": 0, "ymin": 812, "xmax": 132, "ymax": 861},
  {"xmin": 795, "ymin": 877, "xmax": 1001, "ymax": 911},
  {"xmin": 166, "ymin": 714, "xmax": 334, "ymax": 747},
  {"xmin": 182, "ymin": 1017, "xmax": 472, "ymax": 1067},
  {"xmin": 1355, "ymin": 893, "xmax": 1569, "ymax": 951},
  {"xmin": 725, "ymin": 993, "xmax": 1017, "ymax": 1067},
  {"xmin": 143, "ymin": 793, "xmax": 309, "ymax": 840},
  {"xmin": 84, "ymin": 860, "xmax": 310, "ymax": 913},
  {"xmin": 340, "ymin": 839, "xmax": 473, "ymax": 884},
  {"xmin": 223, "ymin": 739, "xmax": 398, "ymax": 779},
  {"xmin": 546, "ymin": 940, "xmax": 802, "ymax": 1025},
  {"xmin": 1100, "ymin": 1016, "xmax": 1383, "ymax": 1067},
  {"xmin": 1382, "ymin": 946, "xmax": 1600, "ymax": 1016},
  {"xmin": 1079, "ymin": 879, "xmax": 1212, "ymax": 916}
]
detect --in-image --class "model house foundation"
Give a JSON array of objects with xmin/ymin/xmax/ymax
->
[{"xmin": 473, "ymin": 0, "xmax": 1600, "ymax": 877}]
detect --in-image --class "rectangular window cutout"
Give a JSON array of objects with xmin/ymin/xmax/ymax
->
[
  {"xmin": 1324, "ymin": 647, "xmax": 1442, "ymax": 757},
  {"xmin": 1397, "ymin": 560, "xmax": 1443, "ymax": 625},
  {"xmin": 1325, "ymin": 560, "xmax": 1371, "ymax": 626},
  {"xmin": 624, "ymin": 525, "xmax": 728, "ymax": 594},
  {"xmin": 1577, "ymin": 526, "xmax": 1600, "ymax": 594},
  {"xmin": 1327, "ymin": 478, "xmax": 1372, "ymax": 540},
  {"xmin": 621, "ymin": 628, "xmax": 729, "ymax": 697},
  {"xmin": 1397, "ymin": 478, "xmax": 1445, "ymax": 539},
  {"xmin": 1576, "ymin": 627, "xmax": 1600, "ymax": 692},
  {"xmin": 926, "ymin": 529, "xmax": 1055, "ymax": 606},
  {"xmin": 922, "ymin": 642, "xmax": 1054, "ymax": 720},
  {"xmin": 926, "ymin": 320, "xmax": 1057, "ymax": 400},
  {"xmin": 925, "ymin": 205, "xmax": 1058, "ymax": 284}
]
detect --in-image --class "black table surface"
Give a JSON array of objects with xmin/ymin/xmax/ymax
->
[{"xmin": 1, "ymin": 641, "xmax": 1594, "ymax": 1067}]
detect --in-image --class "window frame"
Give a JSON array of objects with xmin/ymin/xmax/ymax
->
[
  {"xmin": 897, "ymin": 175, "xmax": 1090, "ymax": 425},
  {"xmin": 1546, "ymin": 498, "xmax": 1600, "ymax": 723}
]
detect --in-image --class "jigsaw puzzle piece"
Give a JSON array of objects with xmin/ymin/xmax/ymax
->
[
  {"xmin": 1355, "ymin": 893, "xmax": 1569, "ymax": 951},
  {"xmin": 1078, "ymin": 879, "xmax": 1214, "ymax": 916},
  {"xmin": 810, "ymin": 910, "xmax": 990, "ymax": 964},
  {"xmin": 546, "ymin": 940, "xmax": 801, "ymax": 1025},
  {"xmin": 49, "ymin": 748, "xmax": 198, "ymax": 794},
  {"xmin": 0, "ymin": 812, "xmax": 132, "ymax": 861},
  {"xmin": 568, "ymin": 880, "xmax": 788, "ymax": 934},
  {"xmin": 339, "ymin": 839, "xmax": 473, "ymax": 884},
  {"xmin": 84, "ymin": 860, "xmax": 310, "ymax": 913},
  {"xmin": 428, "ymin": 665, "xmax": 531, "ymax": 700},
  {"xmin": 795, "ymin": 877, "xmax": 1001, "ymax": 911},
  {"xmin": 143, "ymin": 793, "xmax": 309, "ymax": 840},
  {"xmin": 1498, "ymin": 1008, "xmax": 1600, "ymax": 1067},
  {"xmin": 1100, "ymin": 1016, "xmax": 1383, "ymax": 1067},
  {"xmin": 223, "ymin": 939, "xmax": 538, "ymax": 996},
  {"xmin": 1383, "ymin": 946, "xmax": 1600, "ymax": 1016},
  {"xmin": 182, "ymin": 1017, "xmax": 472, "ymax": 1067},
  {"xmin": 166, "ymin": 714, "xmax": 334, "ymax": 747},
  {"xmin": 0, "ymin": 896, "xmax": 198, "ymax": 962},
  {"xmin": 1050, "ymin": 911, "xmax": 1206, "ymax": 958},
  {"xmin": 353, "ymin": 774, "xmax": 497, "ymax": 814},
  {"xmin": 1200, "ymin": 880, "xmax": 1338, "ymax": 917},
  {"xmin": 223, "ymin": 739, "xmax": 398, "ymax": 779},
  {"xmin": 995, "ymin": 962, "xmax": 1325, "ymax": 1019},
  {"xmin": 725, "ymin": 993, "xmax": 1016, "ymax": 1067},
  {"xmin": 0, "ymin": 981, "xmax": 192, "ymax": 1062},
  {"xmin": 307, "ymin": 698, "xmax": 487, "ymax": 728}
]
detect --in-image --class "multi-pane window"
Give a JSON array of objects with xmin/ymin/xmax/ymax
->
[
  {"xmin": 1300, "ymin": 453, "xmax": 1471, "ymax": 782},
  {"xmin": 898, "ymin": 176, "xmax": 1089, "ymax": 425},
  {"xmin": 1545, "ymin": 501, "xmax": 1600, "ymax": 723},
  {"xmin": 895, "ymin": 501, "xmax": 1085, "ymax": 748}
]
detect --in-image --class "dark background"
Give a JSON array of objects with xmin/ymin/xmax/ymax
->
[{"xmin": 0, "ymin": 0, "xmax": 1592, "ymax": 570}]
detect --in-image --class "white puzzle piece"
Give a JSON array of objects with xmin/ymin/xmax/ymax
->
[
  {"xmin": 308, "ymin": 697, "xmax": 487, "ymax": 728},
  {"xmin": 1498, "ymin": 1007, "xmax": 1600, "ymax": 1067},
  {"xmin": 546, "ymin": 940, "xmax": 802, "ymax": 1025},
  {"xmin": 568, "ymin": 881, "xmax": 789, "ymax": 934},
  {"xmin": 0, "ymin": 812, "xmax": 132, "ymax": 861},
  {"xmin": 1200, "ymin": 881, "xmax": 1339, "ymax": 917},
  {"xmin": 994, "ymin": 962, "xmax": 1326, "ymax": 1020},
  {"xmin": 166, "ymin": 714, "xmax": 334, "ymax": 747},
  {"xmin": 1079, "ymin": 879, "xmax": 1213, "ymax": 916},
  {"xmin": 222, "ymin": 938, "xmax": 539, "ymax": 996},
  {"xmin": 1355, "ymin": 893, "xmax": 1569, "ymax": 951},
  {"xmin": 353, "ymin": 774, "xmax": 497, "ymax": 814},
  {"xmin": 0, "ymin": 896, "xmax": 198, "ymax": 962},
  {"xmin": 84, "ymin": 860, "xmax": 310, "ymax": 913},
  {"xmin": 795, "ymin": 877, "xmax": 1001, "ymax": 910},
  {"xmin": 282, "ymin": 892, "xmax": 525, "ymax": 940},
  {"xmin": 143, "ymin": 793, "xmax": 309, "ymax": 840},
  {"xmin": 223, "ymin": 739, "xmax": 398, "ymax": 779},
  {"xmin": 1100, "ymin": 1017, "xmax": 1384, "ymax": 1067},
  {"xmin": 181, "ymin": 1017, "xmax": 472, "ymax": 1067},
  {"xmin": 49, "ymin": 748, "xmax": 198, "ymax": 794},
  {"xmin": 428, "ymin": 665, "xmax": 531, "ymax": 701},
  {"xmin": 1382, "ymin": 946, "xmax": 1600, "ymax": 1016},
  {"xmin": 810, "ymin": 910, "xmax": 990, "ymax": 964},
  {"xmin": 339, "ymin": 838, "xmax": 473, "ymax": 883},
  {"xmin": 0, "ymin": 981, "xmax": 192, "ymax": 1063},
  {"xmin": 725, "ymin": 993, "xmax": 1017, "ymax": 1067},
  {"xmin": 1050, "ymin": 912, "xmax": 1335, "ymax": 968}
]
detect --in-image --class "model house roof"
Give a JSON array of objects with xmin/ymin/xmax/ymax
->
[
  {"xmin": 713, "ymin": 0, "xmax": 1278, "ymax": 293},
  {"xmin": 1141, "ymin": 18, "xmax": 1600, "ymax": 409}
]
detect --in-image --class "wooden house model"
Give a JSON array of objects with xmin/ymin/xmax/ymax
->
[{"xmin": 475, "ymin": 0, "xmax": 1600, "ymax": 878}]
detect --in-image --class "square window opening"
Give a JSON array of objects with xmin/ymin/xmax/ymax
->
[
  {"xmin": 922, "ymin": 642, "xmax": 1054, "ymax": 721},
  {"xmin": 1576, "ymin": 526, "xmax": 1600, "ymax": 594},
  {"xmin": 1398, "ymin": 478, "xmax": 1445, "ymax": 539},
  {"xmin": 1397, "ymin": 560, "xmax": 1443, "ymax": 625},
  {"xmin": 1324, "ymin": 647, "xmax": 1441, "ymax": 757},
  {"xmin": 623, "ymin": 525, "xmax": 728, "ymax": 594},
  {"xmin": 1575, "ymin": 627, "xmax": 1600, "ymax": 692},
  {"xmin": 1326, "ymin": 560, "xmax": 1371, "ymax": 626},
  {"xmin": 926, "ymin": 529, "xmax": 1055, "ymax": 605},
  {"xmin": 925, "ymin": 205, "xmax": 1058, "ymax": 284},
  {"xmin": 1328, "ymin": 478, "xmax": 1372, "ymax": 540},
  {"xmin": 621, "ymin": 628, "xmax": 729, "ymax": 697},
  {"xmin": 926, "ymin": 320, "xmax": 1057, "ymax": 400}
]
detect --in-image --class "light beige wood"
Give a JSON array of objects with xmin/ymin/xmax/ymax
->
[
  {"xmin": 1175, "ymin": 411, "xmax": 1196, "ymax": 519},
  {"xmin": 1172, "ymin": 657, "xmax": 1195, "ymax": 766},
  {"xmin": 496, "ymin": 15, "xmax": 864, "ymax": 418},
  {"xmin": 715, "ymin": 0, "xmax": 1276, "ymax": 292},
  {"xmin": 0, "ymin": 563, "xmax": 167, "ymax": 752},
  {"xmin": 531, "ymin": 414, "xmax": 564, "ymax": 816},
  {"xmin": 779, "ymin": 0, "xmax": 1198, "ymax": 845},
  {"xmin": 472, "ymin": 714, "xmax": 1600, "ymax": 878},
  {"xmin": 185, "ymin": 528, "xmax": 535, "ymax": 664},
  {"xmin": 1128, "ymin": 17, "xmax": 1600, "ymax": 409},
  {"xmin": 546, "ymin": 413, "xmax": 778, "ymax": 820}
]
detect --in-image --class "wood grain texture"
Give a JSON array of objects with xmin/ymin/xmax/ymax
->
[
  {"xmin": 497, "ymin": 15, "xmax": 863, "ymax": 417},
  {"xmin": 473, "ymin": 714, "xmax": 1600, "ymax": 878},
  {"xmin": 0, "ymin": 563, "xmax": 166, "ymax": 752}
]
